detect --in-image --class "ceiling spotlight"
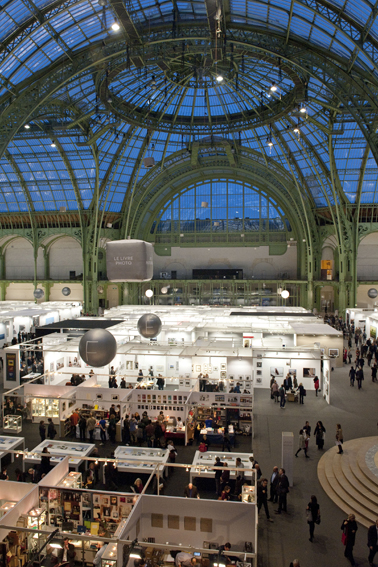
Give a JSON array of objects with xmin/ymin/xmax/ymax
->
[
  {"xmin": 293, "ymin": 126, "xmax": 300, "ymax": 134},
  {"xmin": 267, "ymin": 139, "xmax": 273, "ymax": 147},
  {"xmin": 51, "ymin": 141, "xmax": 56, "ymax": 147},
  {"xmin": 24, "ymin": 124, "xmax": 30, "ymax": 129},
  {"xmin": 270, "ymin": 82, "xmax": 277, "ymax": 92},
  {"xmin": 216, "ymin": 75, "xmax": 223, "ymax": 83},
  {"xmin": 107, "ymin": 95, "xmax": 112, "ymax": 103},
  {"xmin": 111, "ymin": 22, "xmax": 120, "ymax": 31},
  {"xmin": 145, "ymin": 289, "xmax": 153, "ymax": 298},
  {"xmin": 300, "ymin": 104, "xmax": 306, "ymax": 113}
]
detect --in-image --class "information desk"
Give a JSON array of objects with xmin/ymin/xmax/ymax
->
[
  {"xmin": 114, "ymin": 447, "xmax": 169, "ymax": 477},
  {"xmin": 23, "ymin": 440, "xmax": 94, "ymax": 471},
  {"xmin": 199, "ymin": 427, "xmax": 235, "ymax": 447},
  {"xmin": 190, "ymin": 450, "xmax": 254, "ymax": 483},
  {"xmin": 0, "ymin": 436, "xmax": 25, "ymax": 466}
]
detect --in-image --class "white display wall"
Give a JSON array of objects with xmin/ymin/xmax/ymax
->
[
  {"xmin": 322, "ymin": 358, "xmax": 331, "ymax": 404},
  {"xmin": 252, "ymin": 349, "xmax": 321, "ymax": 389},
  {"xmin": 24, "ymin": 383, "xmax": 77, "ymax": 425}
]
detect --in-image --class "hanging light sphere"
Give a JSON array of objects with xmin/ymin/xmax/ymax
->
[
  {"xmin": 33, "ymin": 289, "xmax": 44, "ymax": 300},
  {"xmin": 145, "ymin": 289, "xmax": 154, "ymax": 298},
  {"xmin": 281, "ymin": 290, "xmax": 290, "ymax": 299},
  {"xmin": 62, "ymin": 287, "xmax": 71, "ymax": 297},
  {"xmin": 79, "ymin": 329, "xmax": 117, "ymax": 367},
  {"xmin": 161, "ymin": 287, "xmax": 168, "ymax": 294},
  {"xmin": 137, "ymin": 313, "xmax": 162, "ymax": 339}
]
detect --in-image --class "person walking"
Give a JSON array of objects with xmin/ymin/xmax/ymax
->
[
  {"xmin": 341, "ymin": 514, "xmax": 358, "ymax": 566},
  {"xmin": 295, "ymin": 429, "xmax": 310, "ymax": 458},
  {"xmin": 275, "ymin": 468, "xmax": 289, "ymax": 514},
  {"xmin": 314, "ymin": 421, "xmax": 326, "ymax": 450},
  {"xmin": 257, "ymin": 478, "xmax": 274, "ymax": 522},
  {"xmin": 214, "ymin": 456, "xmax": 223, "ymax": 497},
  {"xmin": 86, "ymin": 413, "xmax": 96, "ymax": 443},
  {"xmin": 298, "ymin": 382, "xmax": 305, "ymax": 404},
  {"xmin": 336, "ymin": 423, "xmax": 344, "ymax": 454},
  {"xmin": 313, "ymin": 376, "xmax": 320, "ymax": 396},
  {"xmin": 349, "ymin": 366, "xmax": 356, "ymax": 387},
  {"xmin": 348, "ymin": 348, "xmax": 353, "ymax": 364},
  {"xmin": 39, "ymin": 420, "xmax": 46, "ymax": 442},
  {"xmin": 372, "ymin": 364, "xmax": 378, "ymax": 383},
  {"xmin": 306, "ymin": 495, "xmax": 320, "ymax": 542},
  {"xmin": 271, "ymin": 380, "xmax": 279, "ymax": 403},
  {"xmin": 356, "ymin": 367, "xmax": 364, "ymax": 389},
  {"xmin": 99, "ymin": 416, "xmax": 107, "ymax": 445},
  {"xmin": 368, "ymin": 518, "xmax": 378, "ymax": 566}
]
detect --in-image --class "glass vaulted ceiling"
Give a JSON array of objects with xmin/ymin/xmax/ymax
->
[{"xmin": 0, "ymin": 0, "xmax": 377, "ymax": 214}]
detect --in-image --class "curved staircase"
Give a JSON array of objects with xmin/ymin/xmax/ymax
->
[{"xmin": 317, "ymin": 436, "xmax": 378, "ymax": 528}]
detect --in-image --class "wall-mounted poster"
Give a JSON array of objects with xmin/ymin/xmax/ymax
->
[
  {"xmin": 303, "ymin": 368, "xmax": 316, "ymax": 378},
  {"xmin": 270, "ymin": 367, "xmax": 284, "ymax": 377},
  {"xmin": 6, "ymin": 352, "xmax": 16, "ymax": 382},
  {"xmin": 371, "ymin": 326, "xmax": 377, "ymax": 339},
  {"xmin": 56, "ymin": 357, "xmax": 64, "ymax": 370},
  {"xmin": 243, "ymin": 339, "xmax": 252, "ymax": 348}
]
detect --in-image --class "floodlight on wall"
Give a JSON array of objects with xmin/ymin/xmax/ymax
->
[
  {"xmin": 213, "ymin": 222, "xmax": 220, "ymax": 227},
  {"xmin": 24, "ymin": 124, "xmax": 30, "ymax": 129},
  {"xmin": 51, "ymin": 141, "xmax": 56, "ymax": 147},
  {"xmin": 106, "ymin": 223, "xmax": 113, "ymax": 228},
  {"xmin": 180, "ymin": 233, "xmax": 184, "ymax": 237},
  {"xmin": 144, "ymin": 156, "xmax": 155, "ymax": 168},
  {"xmin": 201, "ymin": 201, "xmax": 209, "ymax": 208},
  {"xmin": 145, "ymin": 289, "xmax": 154, "ymax": 298},
  {"xmin": 111, "ymin": 21, "xmax": 120, "ymax": 31},
  {"xmin": 281, "ymin": 290, "xmax": 290, "ymax": 299},
  {"xmin": 59, "ymin": 206, "xmax": 67, "ymax": 213}
]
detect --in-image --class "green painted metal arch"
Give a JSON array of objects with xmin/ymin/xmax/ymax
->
[{"xmin": 129, "ymin": 153, "xmax": 315, "ymax": 247}]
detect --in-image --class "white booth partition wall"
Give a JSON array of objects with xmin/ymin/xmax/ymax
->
[
  {"xmin": 345, "ymin": 308, "xmax": 375, "ymax": 331},
  {"xmin": 0, "ymin": 480, "xmax": 35, "ymax": 527},
  {"xmin": 252, "ymin": 347, "xmax": 322, "ymax": 389},
  {"xmin": 322, "ymin": 357, "xmax": 331, "ymax": 404},
  {"xmin": 118, "ymin": 494, "xmax": 257, "ymax": 562},
  {"xmin": 0, "ymin": 485, "xmax": 39, "ymax": 543},
  {"xmin": 38, "ymin": 455, "xmax": 70, "ymax": 487},
  {"xmin": 293, "ymin": 324, "xmax": 344, "ymax": 368}
]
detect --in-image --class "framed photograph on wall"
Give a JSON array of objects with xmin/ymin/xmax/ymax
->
[
  {"xmin": 270, "ymin": 367, "xmax": 284, "ymax": 377},
  {"xmin": 303, "ymin": 368, "xmax": 316, "ymax": 377},
  {"xmin": 256, "ymin": 362, "xmax": 262, "ymax": 368},
  {"xmin": 195, "ymin": 365, "xmax": 201, "ymax": 372},
  {"xmin": 329, "ymin": 348, "xmax": 339, "ymax": 357},
  {"xmin": 220, "ymin": 371, "xmax": 227, "ymax": 379},
  {"xmin": 256, "ymin": 370, "xmax": 262, "ymax": 376},
  {"xmin": 221, "ymin": 363, "xmax": 227, "ymax": 371}
]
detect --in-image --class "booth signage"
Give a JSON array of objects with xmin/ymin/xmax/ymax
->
[
  {"xmin": 106, "ymin": 240, "xmax": 153, "ymax": 282},
  {"xmin": 6, "ymin": 352, "xmax": 16, "ymax": 381}
]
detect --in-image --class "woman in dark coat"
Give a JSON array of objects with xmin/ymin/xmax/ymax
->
[
  {"xmin": 341, "ymin": 513, "xmax": 358, "ymax": 566},
  {"xmin": 314, "ymin": 421, "xmax": 326, "ymax": 450},
  {"xmin": 306, "ymin": 495, "xmax": 320, "ymax": 542}
]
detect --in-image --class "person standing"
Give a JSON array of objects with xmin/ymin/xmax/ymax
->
[
  {"xmin": 341, "ymin": 514, "xmax": 358, "ymax": 566},
  {"xmin": 314, "ymin": 421, "xmax": 326, "ymax": 450},
  {"xmin": 279, "ymin": 384, "xmax": 286, "ymax": 408},
  {"xmin": 120, "ymin": 377, "xmax": 126, "ymax": 388},
  {"xmin": 269, "ymin": 466, "xmax": 279, "ymax": 503},
  {"xmin": 47, "ymin": 418, "xmax": 57, "ymax": 440},
  {"xmin": 367, "ymin": 518, "xmax": 378, "ymax": 566},
  {"xmin": 298, "ymin": 383, "xmax": 305, "ymax": 404},
  {"xmin": 184, "ymin": 483, "xmax": 200, "ymax": 498},
  {"xmin": 348, "ymin": 349, "xmax": 353, "ymax": 364},
  {"xmin": 257, "ymin": 478, "xmax": 274, "ymax": 522},
  {"xmin": 372, "ymin": 364, "xmax": 377, "ymax": 383},
  {"xmin": 271, "ymin": 380, "xmax": 279, "ymax": 402},
  {"xmin": 86, "ymin": 413, "xmax": 97, "ymax": 443},
  {"xmin": 356, "ymin": 367, "xmax": 364, "ymax": 389},
  {"xmin": 93, "ymin": 542, "xmax": 107, "ymax": 566},
  {"xmin": 336, "ymin": 423, "xmax": 344, "ymax": 454},
  {"xmin": 39, "ymin": 420, "xmax": 46, "ymax": 442},
  {"xmin": 313, "ymin": 376, "xmax": 320, "ymax": 396},
  {"xmin": 79, "ymin": 414, "xmax": 87, "ymax": 442},
  {"xmin": 306, "ymin": 495, "xmax": 320, "ymax": 542},
  {"xmin": 108, "ymin": 416, "xmax": 116, "ymax": 444},
  {"xmin": 58, "ymin": 538, "xmax": 75, "ymax": 567},
  {"xmin": 275, "ymin": 468, "xmax": 289, "ymax": 514},
  {"xmin": 99, "ymin": 416, "xmax": 107, "ymax": 445}
]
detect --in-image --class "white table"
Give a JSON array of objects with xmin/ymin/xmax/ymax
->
[
  {"xmin": 0, "ymin": 436, "xmax": 25, "ymax": 466},
  {"xmin": 114, "ymin": 447, "xmax": 169, "ymax": 478},
  {"xmin": 190, "ymin": 450, "xmax": 254, "ymax": 483},
  {"xmin": 23, "ymin": 440, "xmax": 95, "ymax": 472}
]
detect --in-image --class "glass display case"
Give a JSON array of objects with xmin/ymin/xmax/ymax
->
[
  {"xmin": 57, "ymin": 471, "xmax": 82, "ymax": 489},
  {"xmin": 27, "ymin": 506, "xmax": 47, "ymax": 553},
  {"xmin": 241, "ymin": 485, "xmax": 255, "ymax": 503},
  {"xmin": 102, "ymin": 543, "xmax": 118, "ymax": 567},
  {"xmin": 31, "ymin": 398, "xmax": 59, "ymax": 420},
  {"xmin": 3, "ymin": 414, "xmax": 22, "ymax": 433}
]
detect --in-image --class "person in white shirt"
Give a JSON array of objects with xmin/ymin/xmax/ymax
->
[{"xmin": 93, "ymin": 542, "xmax": 107, "ymax": 566}]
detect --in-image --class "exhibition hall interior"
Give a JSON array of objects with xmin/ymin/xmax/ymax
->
[{"xmin": 1, "ymin": 0, "xmax": 378, "ymax": 566}]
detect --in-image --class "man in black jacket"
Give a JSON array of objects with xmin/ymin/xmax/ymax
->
[
  {"xmin": 368, "ymin": 518, "xmax": 378, "ymax": 566},
  {"xmin": 269, "ymin": 465, "xmax": 279, "ymax": 503},
  {"xmin": 275, "ymin": 468, "xmax": 289, "ymax": 514},
  {"xmin": 58, "ymin": 538, "xmax": 75, "ymax": 566},
  {"xmin": 257, "ymin": 478, "xmax": 273, "ymax": 521}
]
